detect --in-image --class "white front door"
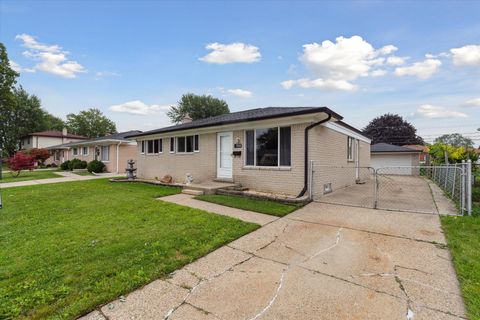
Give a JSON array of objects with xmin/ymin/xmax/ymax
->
[{"xmin": 217, "ymin": 132, "xmax": 233, "ymax": 179}]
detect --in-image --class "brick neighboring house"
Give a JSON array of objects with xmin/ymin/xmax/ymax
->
[
  {"xmin": 402, "ymin": 144, "xmax": 429, "ymax": 164},
  {"xmin": 20, "ymin": 129, "xmax": 88, "ymax": 165},
  {"xmin": 48, "ymin": 131, "xmax": 141, "ymax": 173},
  {"xmin": 126, "ymin": 107, "xmax": 371, "ymax": 197}
]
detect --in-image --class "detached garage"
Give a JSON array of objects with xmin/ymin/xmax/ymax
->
[{"xmin": 371, "ymin": 143, "xmax": 422, "ymax": 175}]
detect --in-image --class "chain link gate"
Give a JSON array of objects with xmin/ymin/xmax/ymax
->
[{"xmin": 310, "ymin": 160, "xmax": 472, "ymax": 215}]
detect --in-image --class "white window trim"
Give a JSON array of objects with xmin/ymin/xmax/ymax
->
[
  {"xmin": 244, "ymin": 126, "xmax": 291, "ymax": 168},
  {"xmin": 82, "ymin": 146, "xmax": 89, "ymax": 156},
  {"xmin": 347, "ymin": 136, "xmax": 357, "ymax": 162},
  {"xmin": 145, "ymin": 139, "xmax": 163, "ymax": 155},
  {"xmin": 176, "ymin": 135, "xmax": 199, "ymax": 154},
  {"xmin": 101, "ymin": 145, "xmax": 110, "ymax": 162},
  {"xmin": 141, "ymin": 141, "xmax": 145, "ymax": 154},
  {"xmin": 73, "ymin": 147, "xmax": 78, "ymax": 156},
  {"xmin": 169, "ymin": 137, "xmax": 175, "ymax": 153}
]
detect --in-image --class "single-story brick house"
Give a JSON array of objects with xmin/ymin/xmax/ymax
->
[
  {"xmin": 48, "ymin": 131, "xmax": 141, "ymax": 173},
  {"xmin": 126, "ymin": 107, "xmax": 371, "ymax": 197}
]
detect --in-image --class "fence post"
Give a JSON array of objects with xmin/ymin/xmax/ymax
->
[
  {"xmin": 444, "ymin": 165, "xmax": 449, "ymax": 189},
  {"xmin": 452, "ymin": 164, "xmax": 457, "ymax": 198},
  {"xmin": 467, "ymin": 159, "xmax": 472, "ymax": 216},
  {"xmin": 308, "ymin": 160, "xmax": 314, "ymax": 200},
  {"xmin": 461, "ymin": 160, "xmax": 466, "ymax": 215},
  {"xmin": 373, "ymin": 169, "xmax": 378, "ymax": 209}
]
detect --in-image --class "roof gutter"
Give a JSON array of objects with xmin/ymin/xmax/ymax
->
[{"xmin": 297, "ymin": 113, "xmax": 332, "ymax": 198}]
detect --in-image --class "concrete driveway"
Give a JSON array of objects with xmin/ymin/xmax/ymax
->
[{"xmin": 83, "ymin": 201, "xmax": 465, "ymax": 320}]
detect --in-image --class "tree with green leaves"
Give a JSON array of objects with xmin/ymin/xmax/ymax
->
[
  {"xmin": 434, "ymin": 133, "xmax": 474, "ymax": 148},
  {"xmin": 429, "ymin": 142, "xmax": 478, "ymax": 164},
  {"xmin": 66, "ymin": 108, "xmax": 117, "ymax": 138},
  {"xmin": 363, "ymin": 113, "xmax": 424, "ymax": 146},
  {"xmin": 0, "ymin": 42, "xmax": 20, "ymax": 157},
  {"xmin": 167, "ymin": 93, "xmax": 230, "ymax": 123}
]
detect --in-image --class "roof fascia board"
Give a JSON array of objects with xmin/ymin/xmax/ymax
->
[{"xmin": 322, "ymin": 121, "xmax": 371, "ymax": 144}]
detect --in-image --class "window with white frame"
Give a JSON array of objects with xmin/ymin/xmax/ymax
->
[
  {"xmin": 347, "ymin": 137, "xmax": 356, "ymax": 162},
  {"xmin": 170, "ymin": 137, "xmax": 175, "ymax": 153},
  {"xmin": 176, "ymin": 134, "xmax": 199, "ymax": 153},
  {"xmin": 101, "ymin": 146, "xmax": 109, "ymax": 161},
  {"xmin": 146, "ymin": 139, "xmax": 162, "ymax": 154},
  {"xmin": 245, "ymin": 126, "xmax": 291, "ymax": 167},
  {"xmin": 73, "ymin": 147, "xmax": 78, "ymax": 156},
  {"xmin": 82, "ymin": 146, "xmax": 89, "ymax": 155},
  {"xmin": 141, "ymin": 141, "xmax": 145, "ymax": 154}
]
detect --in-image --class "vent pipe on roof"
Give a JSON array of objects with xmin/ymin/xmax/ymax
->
[
  {"xmin": 181, "ymin": 114, "xmax": 192, "ymax": 124},
  {"xmin": 297, "ymin": 113, "xmax": 332, "ymax": 198}
]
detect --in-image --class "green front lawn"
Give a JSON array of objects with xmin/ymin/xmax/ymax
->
[
  {"xmin": 0, "ymin": 169, "xmax": 61, "ymax": 183},
  {"xmin": 73, "ymin": 171, "xmax": 94, "ymax": 176},
  {"xmin": 0, "ymin": 180, "xmax": 259, "ymax": 319},
  {"xmin": 195, "ymin": 193, "xmax": 302, "ymax": 217},
  {"xmin": 441, "ymin": 216, "xmax": 480, "ymax": 319}
]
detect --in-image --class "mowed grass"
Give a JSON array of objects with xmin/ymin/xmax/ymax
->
[
  {"xmin": 441, "ymin": 216, "xmax": 480, "ymax": 319},
  {"xmin": 195, "ymin": 194, "xmax": 302, "ymax": 217},
  {"xmin": 0, "ymin": 180, "xmax": 259, "ymax": 319},
  {"xmin": 0, "ymin": 169, "xmax": 61, "ymax": 183}
]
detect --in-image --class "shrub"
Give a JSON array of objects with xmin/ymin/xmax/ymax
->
[
  {"xmin": 27, "ymin": 148, "xmax": 51, "ymax": 166},
  {"xmin": 8, "ymin": 152, "xmax": 35, "ymax": 177},
  {"xmin": 87, "ymin": 160, "xmax": 105, "ymax": 173},
  {"xmin": 472, "ymin": 187, "xmax": 480, "ymax": 203},
  {"xmin": 60, "ymin": 160, "xmax": 71, "ymax": 171},
  {"xmin": 72, "ymin": 160, "xmax": 87, "ymax": 170}
]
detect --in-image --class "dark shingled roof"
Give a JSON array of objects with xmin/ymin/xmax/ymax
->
[
  {"xmin": 25, "ymin": 130, "xmax": 87, "ymax": 139},
  {"xmin": 126, "ymin": 107, "xmax": 343, "ymax": 138},
  {"xmin": 371, "ymin": 143, "xmax": 422, "ymax": 153},
  {"xmin": 48, "ymin": 130, "xmax": 142, "ymax": 149}
]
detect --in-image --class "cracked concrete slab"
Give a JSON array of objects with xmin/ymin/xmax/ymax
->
[
  {"xmin": 287, "ymin": 202, "xmax": 447, "ymax": 243},
  {"xmin": 100, "ymin": 280, "xmax": 189, "ymax": 319},
  {"xmin": 77, "ymin": 200, "xmax": 466, "ymax": 320}
]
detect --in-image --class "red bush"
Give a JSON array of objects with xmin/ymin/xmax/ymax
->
[
  {"xmin": 27, "ymin": 148, "xmax": 51, "ymax": 165},
  {"xmin": 8, "ymin": 152, "xmax": 35, "ymax": 177}
]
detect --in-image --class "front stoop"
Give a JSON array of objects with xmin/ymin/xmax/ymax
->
[{"xmin": 182, "ymin": 189, "xmax": 205, "ymax": 196}]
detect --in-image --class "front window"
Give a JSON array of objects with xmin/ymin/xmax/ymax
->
[
  {"xmin": 170, "ymin": 137, "xmax": 175, "ymax": 153},
  {"xmin": 101, "ymin": 146, "xmax": 109, "ymax": 161},
  {"xmin": 82, "ymin": 147, "xmax": 88, "ymax": 155},
  {"xmin": 176, "ymin": 135, "xmax": 199, "ymax": 153},
  {"xmin": 146, "ymin": 139, "xmax": 162, "ymax": 154},
  {"xmin": 141, "ymin": 141, "xmax": 145, "ymax": 154},
  {"xmin": 73, "ymin": 147, "xmax": 78, "ymax": 156},
  {"xmin": 245, "ymin": 126, "xmax": 291, "ymax": 167}
]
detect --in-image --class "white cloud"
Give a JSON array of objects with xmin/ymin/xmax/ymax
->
[
  {"xmin": 10, "ymin": 60, "xmax": 35, "ymax": 73},
  {"xmin": 464, "ymin": 98, "xmax": 480, "ymax": 107},
  {"xmin": 370, "ymin": 69, "xmax": 387, "ymax": 77},
  {"xmin": 199, "ymin": 42, "xmax": 261, "ymax": 64},
  {"xmin": 226, "ymin": 88, "xmax": 253, "ymax": 98},
  {"xmin": 394, "ymin": 58, "xmax": 441, "ymax": 79},
  {"xmin": 450, "ymin": 44, "xmax": 480, "ymax": 66},
  {"xmin": 386, "ymin": 56, "xmax": 406, "ymax": 66},
  {"xmin": 15, "ymin": 33, "xmax": 85, "ymax": 78},
  {"xmin": 109, "ymin": 100, "xmax": 170, "ymax": 115},
  {"xmin": 281, "ymin": 78, "xmax": 357, "ymax": 91},
  {"xmin": 300, "ymin": 36, "xmax": 396, "ymax": 81},
  {"xmin": 413, "ymin": 104, "xmax": 467, "ymax": 119},
  {"xmin": 94, "ymin": 71, "xmax": 121, "ymax": 80}
]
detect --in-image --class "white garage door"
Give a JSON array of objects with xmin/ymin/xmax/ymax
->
[{"xmin": 371, "ymin": 154, "xmax": 412, "ymax": 175}]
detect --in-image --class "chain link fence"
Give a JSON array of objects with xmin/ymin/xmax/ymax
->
[{"xmin": 310, "ymin": 160, "xmax": 473, "ymax": 215}]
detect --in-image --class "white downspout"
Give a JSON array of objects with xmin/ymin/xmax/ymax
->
[{"xmin": 116, "ymin": 142, "xmax": 121, "ymax": 174}]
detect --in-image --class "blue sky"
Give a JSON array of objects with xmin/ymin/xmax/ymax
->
[{"xmin": 1, "ymin": 1, "xmax": 480, "ymax": 144}]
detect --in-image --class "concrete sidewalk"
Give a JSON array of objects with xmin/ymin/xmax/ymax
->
[
  {"xmin": 0, "ymin": 171, "xmax": 122, "ymax": 188},
  {"xmin": 79, "ymin": 201, "xmax": 465, "ymax": 320},
  {"xmin": 160, "ymin": 194, "xmax": 278, "ymax": 226}
]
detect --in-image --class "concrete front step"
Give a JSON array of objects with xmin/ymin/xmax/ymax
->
[{"xmin": 182, "ymin": 188, "xmax": 204, "ymax": 196}]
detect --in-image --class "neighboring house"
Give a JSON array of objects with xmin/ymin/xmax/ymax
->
[
  {"xmin": 48, "ymin": 131, "xmax": 141, "ymax": 173},
  {"xmin": 371, "ymin": 143, "xmax": 422, "ymax": 175},
  {"xmin": 20, "ymin": 129, "xmax": 88, "ymax": 165},
  {"xmin": 20, "ymin": 129, "xmax": 87, "ymax": 150},
  {"xmin": 126, "ymin": 107, "xmax": 371, "ymax": 197},
  {"xmin": 403, "ymin": 144, "xmax": 429, "ymax": 164}
]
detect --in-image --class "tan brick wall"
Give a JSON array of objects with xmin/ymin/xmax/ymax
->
[
  {"xmin": 232, "ymin": 123, "xmax": 308, "ymax": 196},
  {"xmin": 137, "ymin": 134, "xmax": 217, "ymax": 184},
  {"xmin": 310, "ymin": 126, "xmax": 372, "ymax": 197}
]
